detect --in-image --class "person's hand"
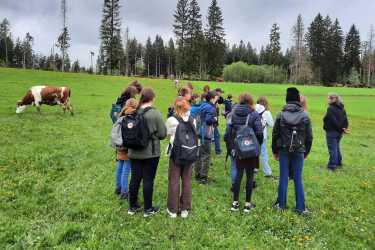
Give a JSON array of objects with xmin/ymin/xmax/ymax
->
[
  {"xmin": 343, "ymin": 128, "xmax": 350, "ymax": 134},
  {"xmin": 304, "ymin": 154, "xmax": 308, "ymax": 160},
  {"xmin": 273, "ymin": 154, "xmax": 279, "ymax": 161}
]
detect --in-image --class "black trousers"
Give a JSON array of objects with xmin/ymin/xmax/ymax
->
[
  {"xmin": 233, "ymin": 158, "xmax": 256, "ymax": 202},
  {"xmin": 129, "ymin": 157, "xmax": 160, "ymax": 210}
]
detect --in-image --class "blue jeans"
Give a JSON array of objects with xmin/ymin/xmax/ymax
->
[
  {"xmin": 231, "ymin": 156, "xmax": 237, "ymax": 184},
  {"xmin": 115, "ymin": 160, "xmax": 131, "ymax": 193},
  {"xmin": 326, "ymin": 131, "xmax": 342, "ymax": 169},
  {"xmin": 214, "ymin": 126, "xmax": 222, "ymax": 154},
  {"xmin": 261, "ymin": 139, "xmax": 272, "ymax": 176},
  {"xmin": 278, "ymin": 151, "xmax": 305, "ymax": 212}
]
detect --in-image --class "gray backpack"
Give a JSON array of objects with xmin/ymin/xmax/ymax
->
[{"xmin": 110, "ymin": 116, "xmax": 125, "ymax": 149}]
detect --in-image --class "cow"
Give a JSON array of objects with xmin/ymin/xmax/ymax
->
[{"xmin": 16, "ymin": 86, "xmax": 73, "ymax": 115}]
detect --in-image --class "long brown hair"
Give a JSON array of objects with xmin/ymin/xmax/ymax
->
[
  {"xmin": 174, "ymin": 97, "xmax": 191, "ymax": 117},
  {"xmin": 239, "ymin": 93, "xmax": 254, "ymax": 108},
  {"xmin": 129, "ymin": 80, "xmax": 143, "ymax": 94},
  {"xmin": 257, "ymin": 96, "xmax": 270, "ymax": 111},
  {"xmin": 138, "ymin": 88, "xmax": 155, "ymax": 108},
  {"xmin": 300, "ymin": 95, "xmax": 308, "ymax": 111}
]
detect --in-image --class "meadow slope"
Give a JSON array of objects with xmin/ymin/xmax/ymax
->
[{"xmin": 0, "ymin": 67, "xmax": 374, "ymax": 249}]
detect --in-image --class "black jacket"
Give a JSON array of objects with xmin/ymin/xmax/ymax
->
[
  {"xmin": 323, "ymin": 103, "xmax": 348, "ymax": 134},
  {"xmin": 272, "ymin": 102, "xmax": 313, "ymax": 156}
]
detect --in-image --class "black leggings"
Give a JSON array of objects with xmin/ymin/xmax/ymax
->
[
  {"xmin": 233, "ymin": 161, "xmax": 255, "ymax": 202},
  {"xmin": 129, "ymin": 157, "xmax": 160, "ymax": 210}
]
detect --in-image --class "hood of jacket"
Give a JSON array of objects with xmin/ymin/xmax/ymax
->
[{"xmin": 281, "ymin": 102, "xmax": 307, "ymax": 126}]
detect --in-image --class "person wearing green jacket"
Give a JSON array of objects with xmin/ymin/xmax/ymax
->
[{"xmin": 128, "ymin": 88, "xmax": 167, "ymax": 217}]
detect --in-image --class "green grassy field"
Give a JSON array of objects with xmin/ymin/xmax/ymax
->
[{"xmin": 0, "ymin": 67, "xmax": 374, "ymax": 249}]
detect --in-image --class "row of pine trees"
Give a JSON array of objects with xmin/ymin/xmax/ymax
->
[{"xmin": 0, "ymin": 0, "xmax": 374, "ymax": 85}]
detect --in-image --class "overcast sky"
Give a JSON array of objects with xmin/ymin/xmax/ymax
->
[{"xmin": 0, "ymin": 0, "xmax": 374, "ymax": 67}]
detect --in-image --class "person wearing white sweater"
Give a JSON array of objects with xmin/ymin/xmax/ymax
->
[
  {"xmin": 165, "ymin": 97, "xmax": 197, "ymax": 218},
  {"xmin": 256, "ymin": 97, "xmax": 275, "ymax": 177}
]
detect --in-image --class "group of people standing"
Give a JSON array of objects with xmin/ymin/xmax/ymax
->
[{"xmin": 110, "ymin": 80, "xmax": 349, "ymax": 218}]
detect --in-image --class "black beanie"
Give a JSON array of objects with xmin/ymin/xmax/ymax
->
[{"xmin": 286, "ymin": 87, "xmax": 300, "ymax": 103}]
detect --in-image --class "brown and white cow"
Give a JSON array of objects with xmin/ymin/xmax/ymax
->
[{"xmin": 16, "ymin": 86, "xmax": 73, "ymax": 115}]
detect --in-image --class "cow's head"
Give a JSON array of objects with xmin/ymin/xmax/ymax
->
[{"xmin": 16, "ymin": 101, "xmax": 27, "ymax": 114}]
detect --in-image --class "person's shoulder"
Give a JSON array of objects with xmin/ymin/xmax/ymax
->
[{"xmin": 167, "ymin": 116, "xmax": 178, "ymax": 124}]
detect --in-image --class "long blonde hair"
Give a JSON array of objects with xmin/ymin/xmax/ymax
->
[{"xmin": 119, "ymin": 98, "xmax": 138, "ymax": 117}]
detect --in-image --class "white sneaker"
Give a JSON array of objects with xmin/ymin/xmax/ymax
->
[
  {"xmin": 181, "ymin": 210, "xmax": 189, "ymax": 218},
  {"xmin": 166, "ymin": 208, "xmax": 177, "ymax": 218}
]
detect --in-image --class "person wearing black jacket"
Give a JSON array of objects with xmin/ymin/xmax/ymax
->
[
  {"xmin": 272, "ymin": 88, "xmax": 313, "ymax": 215},
  {"xmin": 228, "ymin": 93, "xmax": 263, "ymax": 213},
  {"xmin": 323, "ymin": 93, "xmax": 349, "ymax": 171}
]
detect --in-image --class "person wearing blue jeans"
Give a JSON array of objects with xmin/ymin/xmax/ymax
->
[
  {"xmin": 272, "ymin": 87, "xmax": 313, "ymax": 215},
  {"xmin": 326, "ymin": 131, "xmax": 342, "ymax": 168},
  {"xmin": 115, "ymin": 160, "xmax": 131, "ymax": 198},
  {"xmin": 278, "ymin": 152, "xmax": 305, "ymax": 211},
  {"xmin": 261, "ymin": 139, "xmax": 272, "ymax": 176},
  {"xmin": 323, "ymin": 93, "xmax": 349, "ymax": 170},
  {"xmin": 214, "ymin": 126, "xmax": 222, "ymax": 154}
]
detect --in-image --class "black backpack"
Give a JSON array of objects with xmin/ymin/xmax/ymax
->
[
  {"xmin": 233, "ymin": 115, "xmax": 260, "ymax": 160},
  {"xmin": 121, "ymin": 107, "xmax": 153, "ymax": 150},
  {"xmin": 171, "ymin": 116, "xmax": 199, "ymax": 167},
  {"xmin": 279, "ymin": 113, "xmax": 306, "ymax": 153}
]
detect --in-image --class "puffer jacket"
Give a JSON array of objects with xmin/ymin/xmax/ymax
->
[
  {"xmin": 323, "ymin": 103, "xmax": 348, "ymax": 134},
  {"xmin": 226, "ymin": 104, "xmax": 264, "ymax": 149},
  {"xmin": 272, "ymin": 102, "xmax": 313, "ymax": 156}
]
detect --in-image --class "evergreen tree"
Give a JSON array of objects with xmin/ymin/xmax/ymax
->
[
  {"xmin": 72, "ymin": 60, "xmax": 80, "ymax": 72},
  {"xmin": 0, "ymin": 18, "xmax": 10, "ymax": 65},
  {"xmin": 21, "ymin": 32, "xmax": 33, "ymax": 69},
  {"xmin": 307, "ymin": 13, "xmax": 326, "ymax": 82},
  {"xmin": 173, "ymin": 0, "xmax": 189, "ymax": 77},
  {"xmin": 144, "ymin": 37, "xmax": 153, "ymax": 76},
  {"xmin": 56, "ymin": 27, "xmax": 71, "ymax": 71},
  {"xmin": 13, "ymin": 38, "xmax": 23, "ymax": 68},
  {"xmin": 166, "ymin": 38, "xmax": 176, "ymax": 77},
  {"xmin": 186, "ymin": 0, "xmax": 204, "ymax": 77},
  {"xmin": 269, "ymin": 23, "xmax": 281, "ymax": 66},
  {"xmin": 246, "ymin": 42, "xmax": 258, "ymax": 65},
  {"xmin": 324, "ymin": 18, "xmax": 344, "ymax": 83},
  {"xmin": 153, "ymin": 35, "xmax": 166, "ymax": 77},
  {"xmin": 205, "ymin": 0, "xmax": 226, "ymax": 78},
  {"xmin": 127, "ymin": 38, "xmax": 138, "ymax": 76},
  {"xmin": 343, "ymin": 24, "xmax": 361, "ymax": 78},
  {"xmin": 99, "ymin": 0, "xmax": 123, "ymax": 74}
]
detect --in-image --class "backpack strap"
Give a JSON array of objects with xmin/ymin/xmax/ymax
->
[{"xmin": 245, "ymin": 114, "xmax": 251, "ymax": 126}]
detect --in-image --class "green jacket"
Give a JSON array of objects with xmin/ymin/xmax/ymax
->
[{"xmin": 128, "ymin": 107, "xmax": 167, "ymax": 159}]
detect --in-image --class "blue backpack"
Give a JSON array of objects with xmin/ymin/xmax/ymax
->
[{"xmin": 234, "ymin": 114, "xmax": 260, "ymax": 159}]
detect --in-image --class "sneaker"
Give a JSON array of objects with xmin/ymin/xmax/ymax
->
[
  {"xmin": 128, "ymin": 205, "xmax": 141, "ymax": 215},
  {"xmin": 181, "ymin": 210, "xmax": 189, "ymax": 218},
  {"xmin": 198, "ymin": 177, "xmax": 208, "ymax": 185},
  {"xmin": 119, "ymin": 192, "xmax": 128, "ymax": 200},
  {"xmin": 230, "ymin": 201, "xmax": 240, "ymax": 212},
  {"xmin": 272, "ymin": 202, "xmax": 286, "ymax": 211},
  {"xmin": 296, "ymin": 209, "xmax": 311, "ymax": 216},
  {"xmin": 243, "ymin": 203, "xmax": 256, "ymax": 213},
  {"xmin": 166, "ymin": 208, "xmax": 177, "ymax": 218},
  {"xmin": 144, "ymin": 206, "xmax": 160, "ymax": 218},
  {"xmin": 114, "ymin": 187, "xmax": 121, "ymax": 195}
]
